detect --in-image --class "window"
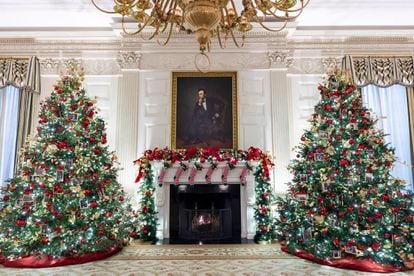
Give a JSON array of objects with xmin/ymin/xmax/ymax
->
[
  {"xmin": 0, "ymin": 85, "xmax": 20, "ymax": 188},
  {"xmin": 361, "ymin": 85, "xmax": 413, "ymax": 190}
]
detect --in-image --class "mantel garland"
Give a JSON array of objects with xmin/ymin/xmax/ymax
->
[{"xmin": 134, "ymin": 147, "xmax": 276, "ymax": 242}]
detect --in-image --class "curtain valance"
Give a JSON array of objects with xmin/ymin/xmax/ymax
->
[
  {"xmin": 343, "ymin": 55, "xmax": 414, "ymax": 88},
  {"xmin": 0, "ymin": 56, "xmax": 40, "ymax": 93}
]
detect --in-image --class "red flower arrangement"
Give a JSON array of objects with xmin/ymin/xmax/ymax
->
[{"xmin": 133, "ymin": 147, "xmax": 274, "ymax": 183}]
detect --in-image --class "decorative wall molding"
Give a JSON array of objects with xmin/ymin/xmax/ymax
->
[
  {"xmin": 321, "ymin": 57, "xmax": 343, "ymax": 73},
  {"xmin": 40, "ymin": 58, "xmax": 121, "ymax": 75},
  {"xmin": 140, "ymin": 52, "xmax": 269, "ymax": 70},
  {"xmin": 39, "ymin": 58, "xmax": 60, "ymax": 75},
  {"xmin": 1, "ymin": 34, "xmax": 413, "ymax": 57},
  {"xmin": 82, "ymin": 59, "xmax": 121, "ymax": 75},
  {"xmin": 117, "ymin": 51, "xmax": 142, "ymax": 70},
  {"xmin": 288, "ymin": 58, "xmax": 326, "ymax": 74},
  {"xmin": 268, "ymin": 51, "xmax": 293, "ymax": 69}
]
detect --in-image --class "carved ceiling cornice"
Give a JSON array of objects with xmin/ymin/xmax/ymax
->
[{"xmin": 1, "ymin": 34, "xmax": 413, "ymax": 55}]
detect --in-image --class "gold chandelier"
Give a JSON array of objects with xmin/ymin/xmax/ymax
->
[{"xmin": 92, "ymin": 0, "xmax": 309, "ymax": 53}]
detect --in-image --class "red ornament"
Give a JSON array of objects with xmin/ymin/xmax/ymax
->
[
  {"xmin": 129, "ymin": 231, "xmax": 137, "ymax": 237},
  {"xmin": 98, "ymin": 229, "xmax": 105, "ymax": 235},
  {"xmin": 57, "ymin": 141, "xmax": 68, "ymax": 149},
  {"xmin": 325, "ymin": 104, "xmax": 332, "ymax": 111},
  {"xmin": 90, "ymin": 201, "xmax": 97, "ymax": 208},
  {"xmin": 381, "ymin": 194, "xmax": 390, "ymax": 201},
  {"xmin": 16, "ymin": 219, "xmax": 26, "ymax": 226},
  {"xmin": 298, "ymin": 237, "xmax": 304, "ymax": 243},
  {"xmin": 41, "ymin": 237, "xmax": 49, "ymax": 244},
  {"xmin": 371, "ymin": 242, "xmax": 381, "ymax": 251},
  {"xmin": 326, "ymin": 119, "xmax": 333, "ymax": 125},
  {"xmin": 85, "ymin": 189, "xmax": 91, "ymax": 196},
  {"xmin": 82, "ymin": 119, "xmax": 90, "ymax": 128},
  {"xmin": 346, "ymin": 240, "xmax": 355, "ymax": 246},
  {"xmin": 333, "ymin": 238, "xmax": 340, "ymax": 246},
  {"xmin": 3, "ymin": 195, "xmax": 9, "ymax": 201},
  {"xmin": 339, "ymin": 159, "xmax": 348, "ymax": 167},
  {"xmin": 348, "ymin": 139, "xmax": 355, "ymax": 145},
  {"xmin": 118, "ymin": 196, "xmax": 124, "ymax": 202},
  {"xmin": 105, "ymin": 211, "xmax": 112, "ymax": 217}
]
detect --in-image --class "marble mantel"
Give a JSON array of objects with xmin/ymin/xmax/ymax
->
[{"xmin": 150, "ymin": 161, "xmax": 258, "ymax": 240}]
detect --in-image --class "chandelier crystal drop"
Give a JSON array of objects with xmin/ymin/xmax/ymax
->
[{"xmin": 92, "ymin": 0, "xmax": 309, "ymax": 52}]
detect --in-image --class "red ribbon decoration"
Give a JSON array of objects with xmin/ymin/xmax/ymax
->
[
  {"xmin": 157, "ymin": 167, "xmax": 166, "ymax": 186},
  {"xmin": 134, "ymin": 147, "xmax": 274, "ymax": 184},
  {"xmin": 240, "ymin": 166, "xmax": 248, "ymax": 185},
  {"xmin": 188, "ymin": 167, "xmax": 197, "ymax": 185},
  {"xmin": 205, "ymin": 166, "xmax": 214, "ymax": 184},
  {"xmin": 174, "ymin": 167, "xmax": 184, "ymax": 185},
  {"xmin": 0, "ymin": 246, "xmax": 122, "ymax": 268},
  {"xmin": 281, "ymin": 244, "xmax": 413, "ymax": 273},
  {"xmin": 222, "ymin": 166, "xmax": 229, "ymax": 184}
]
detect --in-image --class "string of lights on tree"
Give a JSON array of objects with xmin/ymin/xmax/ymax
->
[
  {"xmin": 0, "ymin": 69, "xmax": 137, "ymax": 267},
  {"xmin": 134, "ymin": 147, "xmax": 276, "ymax": 243},
  {"xmin": 275, "ymin": 70, "xmax": 414, "ymax": 272}
]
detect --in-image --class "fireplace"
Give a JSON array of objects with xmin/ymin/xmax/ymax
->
[
  {"xmin": 152, "ymin": 161, "xmax": 257, "ymax": 242},
  {"xmin": 170, "ymin": 184, "xmax": 241, "ymax": 243}
]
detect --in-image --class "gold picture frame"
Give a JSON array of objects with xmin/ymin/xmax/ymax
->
[{"xmin": 171, "ymin": 71, "xmax": 238, "ymax": 150}]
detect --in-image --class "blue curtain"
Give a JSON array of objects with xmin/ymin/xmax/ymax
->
[
  {"xmin": 361, "ymin": 85, "xmax": 413, "ymax": 190},
  {"xmin": 0, "ymin": 86, "xmax": 20, "ymax": 188}
]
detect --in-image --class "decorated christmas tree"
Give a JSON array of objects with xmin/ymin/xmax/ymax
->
[
  {"xmin": 276, "ymin": 70, "xmax": 414, "ymax": 272},
  {"xmin": 0, "ymin": 68, "xmax": 137, "ymax": 268}
]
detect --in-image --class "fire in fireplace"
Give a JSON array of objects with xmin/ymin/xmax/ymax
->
[{"xmin": 170, "ymin": 184, "xmax": 241, "ymax": 244}]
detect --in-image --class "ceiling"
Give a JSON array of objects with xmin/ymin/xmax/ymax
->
[{"xmin": 0, "ymin": 0, "xmax": 413, "ymax": 39}]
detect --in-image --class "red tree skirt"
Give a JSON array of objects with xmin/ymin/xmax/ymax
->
[
  {"xmin": 281, "ymin": 244, "xmax": 413, "ymax": 273},
  {"xmin": 0, "ymin": 246, "xmax": 122, "ymax": 268}
]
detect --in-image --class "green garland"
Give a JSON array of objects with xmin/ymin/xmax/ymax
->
[{"xmin": 134, "ymin": 147, "xmax": 275, "ymax": 243}]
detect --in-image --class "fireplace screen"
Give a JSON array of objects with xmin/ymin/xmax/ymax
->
[
  {"xmin": 170, "ymin": 184, "xmax": 240, "ymax": 243},
  {"xmin": 179, "ymin": 204, "xmax": 232, "ymax": 240}
]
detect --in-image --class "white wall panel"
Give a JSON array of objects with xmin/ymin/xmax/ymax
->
[
  {"xmin": 137, "ymin": 72, "xmax": 170, "ymax": 155},
  {"xmin": 237, "ymin": 71, "xmax": 272, "ymax": 151},
  {"xmin": 83, "ymin": 76, "xmax": 119, "ymax": 151},
  {"xmin": 145, "ymin": 124, "xmax": 169, "ymax": 149},
  {"xmin": 288, "ymin": 75, "xmax": 322, "ymax": 158}
]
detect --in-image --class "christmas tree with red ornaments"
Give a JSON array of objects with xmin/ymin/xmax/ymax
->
[
  {"xmin": 276, "ymin": 70, "xmax": 414, "ymax": 272},
  {"xmin": 0, "ymin": 68, "xmax": 136, "ymax": 267}
]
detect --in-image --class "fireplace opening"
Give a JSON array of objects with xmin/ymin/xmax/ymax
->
[{"xmin": 170, "ymin": 184, "xmax": 241, "ymax": 244}]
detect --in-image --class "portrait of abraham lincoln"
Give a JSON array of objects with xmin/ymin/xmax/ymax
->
[{"xmin": 172, "ymin": 72, "xmax": 237, "ymax": 150}]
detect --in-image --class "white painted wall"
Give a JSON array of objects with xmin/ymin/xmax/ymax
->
[
  {"xmin": 288, "ymin": 74, "xmax": 323, "ymax": 162},
  {"xmin": 37, "ymin": 70, "xmax": 328, "ymax": 199},
  {"xmin": 137, "ymin": 71, "xmax": 171, "ymax": 154},
  {"xmin": 83, "ymin": 76, "xmax": 119, "ymax": 151},
  {"xmin": 136, "ymin": 70, "xmax": 274, "ymax": 155}
]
